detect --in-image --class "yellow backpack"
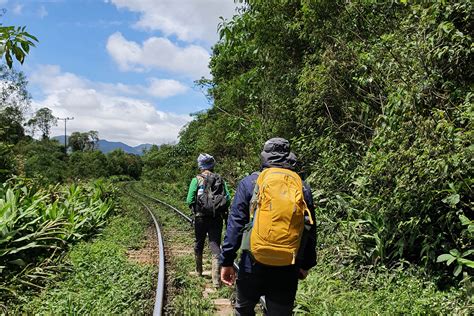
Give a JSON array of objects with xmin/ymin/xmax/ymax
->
[{"xmin": 241, "ymin": 167, "xmax": 313, "ymax": 266}]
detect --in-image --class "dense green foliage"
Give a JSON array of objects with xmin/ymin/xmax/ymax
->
[
  {"xmin": 7, "ymin": 193, "xmax": 155, "ymax": 315},
  {"xmin": 0, "ymin": 179, "xmax": 115, "ymax": 303},
  {"xmin": 295, "ymin": 260, "xmax": 469, "ymax": 315},
  {"xmin": 142, "ymin": 0, "xmax": 472, "ymax": 290},
  {"xmin": 11, "ymin": 140, "xmax": 143, "ymax": 183}
]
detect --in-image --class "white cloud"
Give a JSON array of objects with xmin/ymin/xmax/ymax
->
[
  {"xmin": 106, "ymin": 32, "xmax": 210, "ymax": 79},
  {"xmin": 108, "ymin": 0, "xmax": 237, "ymax": 43},
  {"xmin": 146, "ymin": 78, "xmax": 187, "ymax": 98},
  {"xmin": 38, "ymin": 5, "xmax": 48, "ymax": 18},
  {"xmin": 30, "ymin": 65, "xmax": 192, "ymax": 145},
  {"xmin": 12, "ymin": 3, "xmax": 23, "ymax": 15}
]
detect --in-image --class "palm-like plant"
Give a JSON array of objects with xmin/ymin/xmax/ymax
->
[{"xmin": 0, "ymin": 179, "xmax": 115, "ymax": 295}]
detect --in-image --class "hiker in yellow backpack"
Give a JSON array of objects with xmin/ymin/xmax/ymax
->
[{"xmin": 219, "ymin": 138, "xmax": 317, "ymax": 316}]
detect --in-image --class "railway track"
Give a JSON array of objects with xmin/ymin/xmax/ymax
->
[
  {"xmin": 123, "ymin": 184, "xmax": 166, "ymax": 316},
  {"xmin": 123, "ymin": 182, "xmax": 266, "ymax": 315}
]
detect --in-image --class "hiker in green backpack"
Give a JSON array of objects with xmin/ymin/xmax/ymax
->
[{"xmin": 186, "ymin": 153, "xmax": 231, "ymax": 288}]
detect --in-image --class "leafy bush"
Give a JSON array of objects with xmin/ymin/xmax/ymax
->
[
  {"xmin": 7, "ymin": 194, "xmax": 154, "ymax": 315},
  {"xmin": 0, "ymin": 178, "xmax": 115, "ymax": 297}
]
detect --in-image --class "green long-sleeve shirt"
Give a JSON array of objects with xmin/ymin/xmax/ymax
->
[{"xmin": 186, "ymin": 176, "xmax": 231, "ymax": 207}]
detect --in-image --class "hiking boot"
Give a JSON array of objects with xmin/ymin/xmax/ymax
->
[
  {"xmin": 195, "ymin": 253, "xmax": 203, "ymax": 276},
  {"xmin": 211, "ymin": 256, "xmax": 221, "ymax": 288}
]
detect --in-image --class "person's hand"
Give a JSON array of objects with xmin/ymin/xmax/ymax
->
[
  {"xmin": 298, "ymin": 268, "xmax": 309, "ymax": 280},
  {"xmin": 221, "ymin": 266, "xmax": 236, "ymax": 287}
]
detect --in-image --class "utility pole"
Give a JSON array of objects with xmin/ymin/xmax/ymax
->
[{"xmin": 57, "ymin": 117, "xmax": 74, "ymax": 154}]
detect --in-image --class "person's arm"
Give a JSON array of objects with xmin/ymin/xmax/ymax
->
[
  {"xmin": 186, "ymin": 177, "xmax": 198, "ymax": 207},
  {"xmin": 301, "ymin": 183, "xmax": 317, "ymax": 272},
  {"xmin": 220, "ymin": 177, "xmax": 253, "ymax": 286},
  {"xmin": 219, "ymin": 177, "xmax": 252, "ymax": 267},
  {"xmin": 224, "ymin": 181, "xmax": 231, "ymax": 207}
]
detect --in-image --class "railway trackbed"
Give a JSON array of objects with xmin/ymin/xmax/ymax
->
[{"xmin": 123, "ymin": 183, "xmax": 235, "ymax": 315}]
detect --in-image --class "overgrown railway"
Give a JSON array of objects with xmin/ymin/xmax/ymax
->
[
  {"xmin": 123, "ymin": 183, "xmax": 241, "ymax": 315},
  {"xmin": 124, "ymin": 185, "xmax": 166, "ymax": 315}
]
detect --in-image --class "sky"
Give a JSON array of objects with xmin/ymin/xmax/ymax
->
[{"xmin": 1, "ymin": 0, "xmax": 239, "ymax": 146}]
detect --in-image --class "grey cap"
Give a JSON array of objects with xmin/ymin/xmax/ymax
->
[
  {"xmin": 197, "ymin": 153, "xmax": 215, "ymax": 170},
  {"xmin": 260, "ymin": 137, "xmax": 291, "ymax": 169}
]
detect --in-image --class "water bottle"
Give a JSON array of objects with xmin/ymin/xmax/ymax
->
[{"xmin": 197, "ymin": 185, "xmax": 204, "ymax": 197}]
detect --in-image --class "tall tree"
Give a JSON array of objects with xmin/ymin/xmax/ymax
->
[
  {"xmin": 69, "ymin": 131, "xmax": 99, "ymax": 152},
  {"xmin": 0, "ymin": 65, "xmax": 31, "ymax": 144},
  {"xmin": 27, "ymin": 107, "xmax": 57, "ymax": 139}
]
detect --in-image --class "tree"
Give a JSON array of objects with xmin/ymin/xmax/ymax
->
[
  {"xmin": 0, "ymin": 65, "xmax": 30, "ymax": 113},
  {"xmin": 14, "ymin": 139, "xmax": 66, "ymax": 184},
  {"xmin": 69, "ymin": 131, "xmax": 99, "ymax": 152},
  {"xmin": 68, "ymin": 150, "xmax": 108, "ymax": 179},
  {"xmin": 0, "ymin": 106, "xmax": 25, "ymax": 143},
  {"xmin": 106, "ymin": 149, "xmax": 142, "ymax": 179},
  {"xmin": 27, "ymin": 107, "xmax": 57, "ymax": 139},
  {"xmin": 0, "ymin": 65, "xmax": 31, "ymax": 144},
  {"xmin": 0, "ymin": 11, "xmax": 37, "ymax": 184},
  {"xmin": 0, "ymin": 142, "xmax": 13, "ymax": 182}
]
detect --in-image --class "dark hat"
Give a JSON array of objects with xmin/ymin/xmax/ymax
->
[
  {"xmin": 287, "ymin": 152, "xmax": 297, "ymax": 170},
  {"xmin": 260, "ymin": 137, "xmax": 291, "ymax": 169}
]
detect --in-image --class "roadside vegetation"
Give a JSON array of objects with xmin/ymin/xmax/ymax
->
[
  {"xmin": 6, "ymin": 191, "xmax": 155, "ymax": 315},
  {"xmin": 0, "ymin": 179, "xmax": 115, "ymax": 311}
]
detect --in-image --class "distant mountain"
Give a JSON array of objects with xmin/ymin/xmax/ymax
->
[
  {"xmin": 97, "ymin": 140, "xmax": 153, "ymax": 155},
  {"xmin": 133, "ymin": 143, "xmax": 154, "ymax": 153},
  {"xmin": 52, "ymin": 136, "xmax": 154, "ymax": 156}
]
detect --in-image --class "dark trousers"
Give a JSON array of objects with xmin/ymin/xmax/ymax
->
[
  {"xmin": 194, "ymin": 216, "xmax": 223, "ymax": 256},
  {"xmin": 235, "ymin": 265, "xmax": 299, "ymax": 316}
]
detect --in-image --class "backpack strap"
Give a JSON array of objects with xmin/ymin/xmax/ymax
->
[{"xmin": 249, "ymin": 171, "xmax": 261, "ymax": 220}]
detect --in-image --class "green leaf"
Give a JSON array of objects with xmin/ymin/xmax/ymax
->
[
  {"xmin": 8, "ymin": 258, "xmax": 26, "ymax": 266},
  {"xmin": 437, "ymin": 254, "xmax": 454, "ymax": 262},
  {"xmin": 461, "ymin": 249, "xmax": 474, "ymax": 257},
  {"xmin": 442, "ymin": 194, "xmax": 460, "ymax": 207},
  {"xmin": 26, "ymin": 32, "xmax": 39, "ymax": 42},
  {"xmin": 457, "ymin": 258, "xmax": 474, "ymax": 268},
  {"xmin": 5, "ymin": 51, "xmax": 13, "ymax": 68},
  {"xmin": 447, "ymin": 257, "xmax": 456, "ymax": 266},
  {"xmin": 12, "ymin": 45, "xmax": 23, "ymax": 62},
  {"xmin": 453, "ymin": 265, "xmax": 462, "ymax": 276},
  {"xmin": 449, "ymin": 249, "xmax": 461, "ymax": 257},
  {"xmin": 21, "ymin": 41, "xmax": 30, "ymax": 54},
  {"xmin": 459, "ymin": 214, "xmax": 472, "ymax": 226}
]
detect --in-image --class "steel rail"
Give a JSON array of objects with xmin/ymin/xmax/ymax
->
[
  {"xmin": 128, "ymin": 183, "xmax": 267, "ymax": 312},
  {"xmin": 123, "ymin": 185, "xmax": 165, "ymax": 316}
]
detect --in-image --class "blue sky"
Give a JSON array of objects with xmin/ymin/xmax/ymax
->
[{"xmin": 1, "ymin": 0, "xmax": 238, "ymax": 145}]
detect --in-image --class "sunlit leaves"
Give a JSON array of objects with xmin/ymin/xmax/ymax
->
[{"xmin": 0, "ymin": 26, "xmax": 38, "ymax": 68}]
